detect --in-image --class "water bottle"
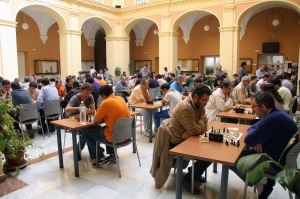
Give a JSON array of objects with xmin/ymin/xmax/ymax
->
[{"xmin": 79, "ymin": 101, "xmax": 86, "ymax": 124}]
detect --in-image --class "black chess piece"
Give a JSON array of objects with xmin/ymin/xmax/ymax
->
[
  {"xmin": 211, "ymin": 126, "xmax": 214, "ymax": 132},
  {"xmin": 227, "ymin": 129, "xmax": 229, "ymax": 134},
  {"xmin": 225, "ymin": 140, "xmax": 229, "ymax": 146},
  {"xmin": 237, "ymin": 140, "xmax": 240, "ymax": 147},
  {"xmin": 223, "ymin": 127, "xmax": 225, "ymax": 132},
  {"xmin": 233, "ymin": 141, "xmax": 236, "ymax": 146},
  {"xmin": 231, "ymin": 139, "xmax": 233, "ymax": 145},
  {"xmin": 77, "ymin": 118, "xmax": 80, "ymax": 122},
  {"xmin": 204, "ymin": 132, "xmax": 207, "ymax": 137}
]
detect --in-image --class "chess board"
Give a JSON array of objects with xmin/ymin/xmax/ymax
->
[{"xmin": 205, "ymin": 129, "xmax": 243, "ymax": 142}]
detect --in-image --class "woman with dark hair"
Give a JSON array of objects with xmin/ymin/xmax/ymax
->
[{"xmin": 261, "ymin": 83, "xmax": 284, "ymax": 110}]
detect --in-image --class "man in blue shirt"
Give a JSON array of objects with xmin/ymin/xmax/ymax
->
[
  {"xmin": 139, "ymin": 64, "xmax": 151, "ymax": 78},
  {"xmin": 256, "ymin": 65, "xmax": 266, "ymax": 81},
  {"xmin": 170, "ymin": 75, "xmax": 184, "ymax": 93},
  {"xmin": 238, "ymin": 62, "xmax": 247, "ymax": 83},
  {"xmin": 115, "ymin": 76, "xmax": 130, "ymax": 102},
  {"xmin": 36, "ymin": 78, "xmax": 59, "ymax": 134}
]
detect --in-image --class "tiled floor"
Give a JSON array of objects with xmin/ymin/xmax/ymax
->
[{"xmin": 1, "ymin": 121, "xmax": 298, "ymax": 199}]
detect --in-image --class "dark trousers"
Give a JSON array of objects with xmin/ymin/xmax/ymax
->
[
  {"xmin": 185, "ymin": 160, "xmax": 212, "ymax": 182},
  {"xmin": 12, "ymin": 114, "xmax": 32, "ymax": 132},
  {"xmin": 39, "ymin": 109, "xmax": 54, "ymax": 130}
]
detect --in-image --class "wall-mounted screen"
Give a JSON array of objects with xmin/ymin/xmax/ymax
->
[{"xmin": 262, "ymin": 42, "xmax": 279, "ymax": 53}]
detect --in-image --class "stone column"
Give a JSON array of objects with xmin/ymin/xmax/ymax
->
[
  {"xmin": 0, "ymin": 152, "xmax": 5, "ymax": 183},
  {"xmin": 158, "ymin": 13, "xmax": 178, "ymax": 74},
  {"xmin": 0, "ymin": 19, "xmax": 18, "ymax": 81},
  {"xmin": 105, "ymin": 36, "xmax": 130, "ymax": 76},
  {"xmin": 58, "ymin": 29, "xmax": 82, "ymax": 79},
  {"xmin": 219, "ymin": 3, "xmax": 240, "ymax": 78}
]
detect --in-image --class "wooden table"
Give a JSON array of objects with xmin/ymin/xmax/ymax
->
[
  {"xmin": 216, "ymin": 110, "xmax": 256, "ymax": 123},
  {"xmin": 169, "ymin": 121, "xmax": 249, "ymax": 199},
  {"xmin": 128, "ymin": 102, "xmax": 164, "ymax": 143},
  {"xmin": 119, "ymin": 89, "xmax": 131, "ymax": 99},
  {"xmin": 51, "ymin": 111, "xmax": 139, "ymax": 177}
]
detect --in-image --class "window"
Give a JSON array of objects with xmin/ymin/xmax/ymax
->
[
  {"xmin": 136, "ymin": 0, "xmax": 147, "ymax": 5},
  {"xmin": 258, "ymin": 54, "xmax": 284, "ymax": 71},
  {"xmin": 204, "ymin": 56, "xmax": 220, "ymax": 76}
]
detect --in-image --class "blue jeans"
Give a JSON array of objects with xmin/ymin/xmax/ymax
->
[
  {"xmin": 154, "ymin": 110, "xmax": 170, "ymax": 129},
  {"xmin": 79, "ymin": 125, "xmax": 114, "ymax": 159}
]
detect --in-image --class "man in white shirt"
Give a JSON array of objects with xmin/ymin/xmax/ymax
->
[
  {"xmin": 256, "ymin": 74, "xmax": 270, "ymax": 91},
  {"xmin": 271, "ymin": 77, "xmax": 292, "ymax": 107},
  {"xmin": 89, "ymin": 66, "xmax": 96, "ymax": 76},
  {"xmin": 205, "ymin": 81, "xmax": 234, "ymax": 123},
  {"xmin": 156, "ymin": 74, "xmax": 166, "ymax": 87},
  {"xmin": 153, "ymin": 83, "xmax": 181, "ymax": 131},
  {"xmin": 232, "ymin": 76, "xmax": 250, "ymax": 105}
]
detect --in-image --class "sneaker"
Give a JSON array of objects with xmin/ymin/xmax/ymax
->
[
  {"xmin": 28, "ymin": 130, "xmax": 35, "ymax": 139},
  {"xmin": 256, "ymin": 177, "xmax": 267, "ymax": 195},
  {"xmin": 38, "ymin": 128, "xmax": 47, "ymax": 135},
  {"xmin": 143, "ymin": 130, "xmax": 156, "ymax": 137},
  {"xmin": 92, "ymin": 158, "xmax": 109, "ymax": 168},
  {"xmin": 105, "ymin": 155, "xmax": 117, "ymax": 162},
  {"xmin": 183, "ymin": 175, "xmax": 201, "ymax": 195}
]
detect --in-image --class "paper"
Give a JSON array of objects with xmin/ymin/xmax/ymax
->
[{"xmin": 100, "ymin": 123, "xmax": 106, "ymax": 127}]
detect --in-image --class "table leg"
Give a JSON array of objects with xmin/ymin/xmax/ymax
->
[
  {"xmin": 56, "ymin": 126, "xmax": 63, "ymax": 168},
  {"xmin": 213, "ymin": 162, "xmax": 218, "ymax": 173},
  {"xmin": 149, "ymin": 111, "xmax": 153, "ymax": 143},
  {"xmin": 175, "ymin": 156, "xmax": 183, "ymax": 199},
  {"xmin": 132, "ymin": 116, "xmax": 136, "ymax": 153},
  {"xmin": 72, "ymin": 130, "xmax": 79, "ymax": 177},
  {"xmin": 219, "ymin": 164, "xmax": 229, "ymax": 199}
]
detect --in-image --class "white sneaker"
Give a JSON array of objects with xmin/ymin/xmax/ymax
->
[
  {"xmin": 143, "ymin": 130, "xmax": 156, "ymax": 137},
  {"xmin": 255, "ymin": 177, "xmax": 267, "ymax": 195}
]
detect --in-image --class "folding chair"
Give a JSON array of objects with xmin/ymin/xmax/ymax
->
[
  {"xmin": 43, "ymin": 100, "xmax": 61, "ymax": 138},
  {"xmin": 96, "ymin": 118, "xmax": 141, "ymax": 177}
]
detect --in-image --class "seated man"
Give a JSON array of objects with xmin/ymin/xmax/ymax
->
[
  {"xmin": 148, "ymin": 75, "xmax": 159, "ymax": 88},
  {"xmin": 55, "ymin": 80, "xmax": 66, "ymax": 98},
  {"xmin": 36, "ymin": 78, "xmax": 59, "ymax": 133},
  {"xmin": 65, "ymin": 82, "xmax": 96, "ymax": 159},
  {"xmin": 153, "ymin": 83, "xmax": 181, "ymax": 131},
  {"xmin": 170, "ymin": 75, "xmax": 184, "ymax": 93},
  {"xmin": 129, "ymin": 78, "xmax": 152, "ymax": 136},
  {"xmin": 232, "ymin": 76, "xmax": 250, "ymax": 105},
  {"xmin": 80, "ymin": 85, "xmax": 130, "ymax": 167},
  {"xmin": 248, "ymin": 75, "xmax": 258, "ymax": 96},
  {"xmin": 231, "ymin": 92, "xmax": 297, "ymax": 198},
  {"xmin": 169, "ymin": 85, "xmax": 212, "ymax": 193},
  {"xmin": 205, "ymin": 80, "xmax": 234, "ymax": 123},
  {"xmin": 271, "ymin": 77, "xmax": 292, "ymax": 107},
  {"xmin": 114, "ymin": 75, "xmax": 130, "ymax": 102},
  {"xmin": 10, "ymin": 82, "xmax": 34, "ymax": 138},
  {"xmin": 256, "ymin": 74, "xmax": 269, "ymax": 92},
  {"xmin": 28, "ymin": 81, "xmax": 40, "ymax": 103}
]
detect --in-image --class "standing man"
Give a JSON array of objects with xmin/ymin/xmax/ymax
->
[
  {"xmin": 215, "ymin": 65, "xmax": 224, "ymax": 78},
  {"xmin": 205, "ymin": 81, "xmax": 234, "ymax": 123},
  {"xmin": 256, "ymin": 65, "xmax": 266, "ymax": 81},
  {"xmin": 89, "ymin": 66, "xmax": 96, "ymax": 76},
  {"xmin": 153, "ymin": 83, "xmax": 181, "ymax": 131},
  {"xmin": 103, "ymin": 67, "xmax": 109, "ymax": 80},
  {"xmin": 238, "ymin": 62, "xmax": 247, "ymax": 83},
  {"xmin": 129, "ymin": 78, "xmax": 152, "ymax": 136},
  {"xmin": 170, "ymin": 75, "xmax": 185, "ymax": 93},
  {"xmin": 36, "ymin": 78, "xmax": 59, "ymax": 134},
  {"xmin": 164, "ymin": 67, "xmax": 170, "ymax": 77},
  {"xmin": 175, "ymin": 66, "xmax": 181, "ymax": 76},
  {"xmin": 169, "ymin": 85, "xmax": 212, "ymax": 193},
  {"xmin": 80, "ymin": 85, "xmax": 130, "ymax": 167},
  {"xmin": 269, "ymin": 65, "xmax": 277, "ymax": 80},
  {"xmin": 232, "ymin": 76, "xmax": 250, "ymax": 105},
  {"xmin": 231, "ymin": 92, "xmax": 297, "ymax": 198},
  {"xmin": 139, "ymin": 64, "xmax": 151, "ymax": 78},
  {"xmin": 115, "ymin": 76, "xmax": 130, "ymax": 102}
]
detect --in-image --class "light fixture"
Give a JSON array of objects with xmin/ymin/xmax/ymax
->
[
  {"xmin": 153, "ymin": 25, "xmax": 159, "ymax": 35},
  {"xmin": 204, "ymin": 16, "xmax": 210, "ymax": 32},
  {"xmin": 22, "ymin": 12, "xmax": 29, "ymax": 30},
  {"xmin": 272, "ymin": 8, "xmax": 280, "ymax": 27}
]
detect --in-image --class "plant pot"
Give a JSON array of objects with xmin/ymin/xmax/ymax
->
[{"xmin": 6, "ymin": 151, "xmax": 26, "ymax": 167}]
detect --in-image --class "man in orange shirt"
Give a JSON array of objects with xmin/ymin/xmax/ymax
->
[
  {"xmin": 55, "ymin": 80, "xmax": 65, "ymax": 97},
  {"xmin": 80, "ymin": 85, "xmax": 130, "ymax": 167}
]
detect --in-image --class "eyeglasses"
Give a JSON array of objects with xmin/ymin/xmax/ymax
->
[{"xmin": 251, "ymin": 104, "xmax": 261, "ymax": 109}]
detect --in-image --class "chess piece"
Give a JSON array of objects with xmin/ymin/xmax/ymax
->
[
  {"xmin": 223, "ymin": 127, "xmax": 225, "ymax": 132},
  {"xmin": 204, "ymin": 132, "xmax": 207, "ymax": 137},
  {"xmin": 211, "ymin": 126, "xmax": 214, "ymax": 132},
  {"xmin": 233, "ymin": 141, "xmax": 236, "ymax": 146},
  {"xmin": 225, "ymin": 140, "xmax": 229, "ymax": 146},
  {"xmin": 231, "ymin": 139, "xmax": 233, "ymax": 145},
  {"xmin": 227, "ymin": 129, "xmax": 229, "ymax": 134},
  {"xmin": 237, "ymin": 140, "xmax": 240, "ymax": 147}
]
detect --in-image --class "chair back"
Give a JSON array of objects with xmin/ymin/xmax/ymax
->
[
  {"xmin": 288, "ymin": 96, "xmax": 297, "ymax": 116},
  {"xmin": 111, "ymin": 118, "xmax": 133, "ymax": 144},
  {"xmin": 149, "ymin": 88, "xmax": 155, "ymax": 99},
  {"xmin": 19, "ymin": 103, "xmax": 39, "ymax": 123},
  {"xmin": 44, "ymin": 100, "xmax": 61, "ymax": 118},
  {"xmin": 285, "ymin": 142, "xmax": 300, "ymax": 167},
  {"xmin": 154, "ymin": 87, "xmax": 161, "ymax": 98}
]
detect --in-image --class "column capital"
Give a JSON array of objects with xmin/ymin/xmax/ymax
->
[
  {"xmin": 0, "ymin": 19, "xmax": 17, "ymax": 28},
  {"xmin": 219, "ymin": 26, "xmax": 240, "ymax": 32},
  {"xmin": 105, "ymin": 36, "xmax": 130, "ymax": 41},
  {"xmin": 58, "ymin": 29, "xmax": 82, "ymax": 36}
]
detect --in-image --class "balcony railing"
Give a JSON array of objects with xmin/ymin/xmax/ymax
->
[{"xmin": 136, "ymin": 0, "xmax": 147, "ymax": 5}]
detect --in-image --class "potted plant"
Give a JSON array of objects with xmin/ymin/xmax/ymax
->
[
  {"xmin": 237, "ymin": 130, "xmax": 300, "ymax": 197},
  {"xmin": 115, "ymin": 66, "xmax": 121, "ymax": 78},
  {"xmin": 0, "ymin": 101, "xmax": 34, "ymax": 170}
]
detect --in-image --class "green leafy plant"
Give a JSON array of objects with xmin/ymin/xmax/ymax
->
[
  {"xmin": 115, "ymin": 66, "xmax": 121, "ymax": 78},
  {"xmin": 237, "ymin": 130, "xmax": 300, "ymax": 197},
  {"xmin": 0, "ymin": 101, "xmax": 40, "ymax": 169}
]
